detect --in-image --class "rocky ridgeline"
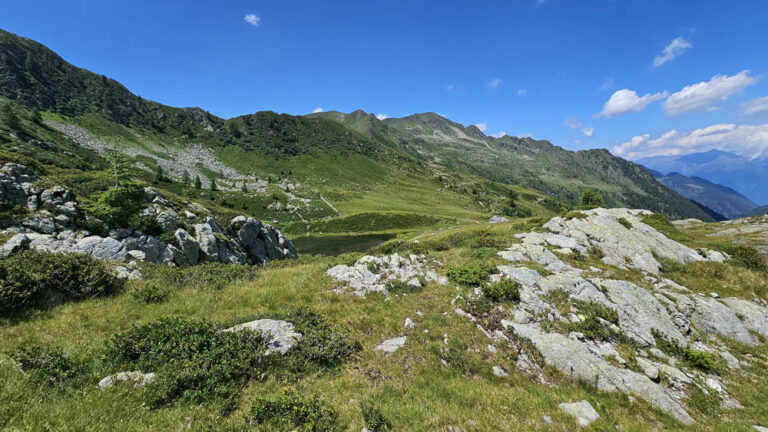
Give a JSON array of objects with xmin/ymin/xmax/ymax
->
[{"xmin": 0, "ymin": 163, "xmax": 297, "ymax": 267}]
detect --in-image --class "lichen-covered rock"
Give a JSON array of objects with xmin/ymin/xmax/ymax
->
[
  {"xmin": 688, "ymin": 296, "xmax": 757, "ymax": 346},
  {"xmin": 538, "ymin": 208, "xmax": 710, "ymax": 274},
  {"xmin": 99, "ymin": 371, "xmax": 156, "ymax": 390},
  {"xmin": 0, "ymin": 233, "xmax": 29, "ymax": 258},
  {"xmin": 506, "ymin": 322, "xmax": 694, "ymax": 425},
  {"xmin": 225, "ymin": 319, "xmax": 302, "ymax": 355},
  {"xmin": 721, "ymin": 298, "xmax": 768, "ymax": 338},
  {"xmin": 558, "ymin": 400, "xmax": 600, "ymax": 427},
  {"xmin": 375, "ymin": 336, "xmax": 406, "ymax": 354},
  {"xmin": 327, "ymin": 253, "xmax": 445, "ymax": 297}
]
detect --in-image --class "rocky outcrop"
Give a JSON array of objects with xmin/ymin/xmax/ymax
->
[
  {"xmin": 327, "ymin": 253, "xmax": 447, "ymax": 297},
  {"xmin": 558, "ymin": 401, "xmax": 601, "ymax": 427},
  {"xmin": 98, "ymin": 371, "xmax": 156, "ymax": 390},
  {"xmin": 0, "ymin": 163, "xmax": 297, "ymax": 267}
]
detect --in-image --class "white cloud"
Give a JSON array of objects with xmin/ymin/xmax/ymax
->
[
  {"xmin": 474, "ymin": 123, "xmax": 488, "ymax": 132},
  {"xmin": 581, "ymin": 127, "xmax": 594, "ymax": 137},
  {"xmin": 613, "ymin": 122, "xmax": 768, "ymax": 160},
  {"xmin": 517, "ymin": 89, "xmax": 527, "ymax": 97},
  {"xmin": 743, "ymin": 96, "xmax": 768, "ymax": 115},
  {"xmin": 312, "ymin": 107, "xmax": 323, "ymax": 113},
  {"xmin": 491, "ymin": 131, "xmax": 507, "ymax": 138},
  {"xmin": 596, "ymin": 89, "xmax": 668, "ymax": 118},
  {"xmin": 446, "ymin": 84, "xmax": 455, "ymax": 91},
  {"xmin": 244, "ymin": 14, "xmax": 260, "ymax": 26},
  {"xmin": 563, "ymin": 117, "xmax": 582, "ymax": 129},
  {"xmin": 488, "ymin": 78, "xmax": 503, "ymax": 89},
  {"xmin": 653, "ymin": 37, "xmax": 692, "ymax": 67},
  {"xmin": 663, "ymin": 70, "xmax": 757, "ymax": 116},
  {"xmin": 376, "ymin": 113, "xmax": 389, "ymax": 120}
]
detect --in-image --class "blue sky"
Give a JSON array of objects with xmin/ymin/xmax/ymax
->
[{"xmin": 3, "ymin": 0, "xmax": 768, "ymax": 159}]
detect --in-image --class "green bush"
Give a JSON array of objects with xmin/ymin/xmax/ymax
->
[
  {"xmin": 286, "ymin": 308, "xmax": 361, "ymax": 371},
  {"xmin": 482, "ymin": 278, "xmax": 521, "ymax": 303},
  {"xmin": 721, "ymin": 244, "xmax": 768, "ymax": 273},
  {"xmin": 447, "ymin": 262, "xmax": 495, "ymax": 286},
  {"xmin": 578, "ymin": 189, "xmax": 605, "ymax": 209},
  {"xmin": 247, "ymin": 392, "xmax": 339, "ymax": 432},
  {"xmin": 142, "ymin": 262, "xmax": 260, "ymax": 291},
  {"xmin": 130, "ymin": 282, "xmax": 169, "ymax": 303},
  {"xmin": 0, "ymin": 250, "xmax": 120, "ymax": 312},
  {"xmin": 361, "ymin": 400, "xmax": 391, "ymax": 432},
  {"xmin": 386, "ymin": 279, "xmax": 423, "ymax": 295},
  {"xmin": 83, "ymin": 183, "xmax": 146, "ymax": 228},
  {"xmin": 10, "ymin": 345, "xmax": 82, "ymax": 388},
  {"xmin": 104, "ymin": 317, "xmax": 272, "ymax": 409},
  {"xmin": 652, "ymin": 330, "xmax": 722, "ymax": 373}
]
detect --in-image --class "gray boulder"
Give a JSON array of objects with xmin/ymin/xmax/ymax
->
[
  {"xmin": 174, "ymin": 229, "xmax": 200, "ymax": 265},
  {"xmin": 558, "ymin": 401, "xmax": 600, "ymax": 427},
  {"xmin": 689, "ymin": 296, "xmax": 756, "ymax": 345},
  {"xmin": 225, "ymin": 319, "xmax": 302, "ymax": 355},
  {"xmin": 721, "ymin": 297, "xmax": 768, "ymax": 338},
  {"xmin": 0, "ymin": 233, "xmax": 30, "ymax": 258}
]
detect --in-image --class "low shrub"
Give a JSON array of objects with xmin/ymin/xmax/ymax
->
[
  {"xmin": 285, "ymin": 308, "xmax": 361, "ymax": 372},
  {"xmin": 130, "ymin": 282, "xmax": 169, "ymax": 303},
  {"xmin": 104, "ymin": 317, "xmax": 272, "ymax": 409},
  {"xmin": 386, "ymin": 279, "xmax": 423, "ymax": 295},
  {"xmin": 461, "ymin": 247, "xmax": 498, "ymax": 260},
  {"xmin": 0, "ymin": 250, "xmax": 120, "ymax": 312},
  {"xmin": 447, "ymin": 262, "xmax": 495, "ymax": 286},
  {"xmin": 482, "ymin": 278, "xmax": 521, "ymax": 303},
  {"xmin": 652, "ymin": 329, "xmax": 722, "ymax": 374},
  {"xmin": 578, "ymin": 189, "xmax": 605, "ymax": 210},
  {"xmin": 588, "ymin": 246, "xmax": 605, "ymax": 259},
  {"xmin": 617, "ymin": 217, "xmax": 633, "ymax": 229},
  {"xmin": 247, "ymin": 392, "xmax": 339, "ymax": 432},
  {"xmin": 721, "ymin": 244, "xmax": 768, "ymax": 273},
  {"xmin": 142, "ymin": 262, "xmax": 260, "ymax": 291},
  {"xmin": 361, "ymin": 400, "xmax": 391, "ymax": 432},
  {"xmin": 10, "ymin": 345, "xmax": 83, "ymax": 388}
]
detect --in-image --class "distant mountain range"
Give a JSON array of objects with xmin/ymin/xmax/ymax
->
[
  {"xmin": 647, "ymin": 171, "xmax": 758, "ymax": 220},
  {"xmin": 0, "ymin": 28, "xmax": 713, "ymax": 221},
  {"xmin": 639, "ymin": 150, "xmax": 768, "ymax": 206},
  {"xmin": 309, "ymin": 110, "xmax": 711, "ymax": 220}
]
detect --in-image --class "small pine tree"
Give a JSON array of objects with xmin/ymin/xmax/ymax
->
[
  {"xmin": 194, "ymin": 175, "xmax": 202, "ymax": 189},
  {"xmin": 241, "ymin": 182, "xmax": 248, "ymax": 193},
  {"xmin": 579, "ymin": 189, "xmax": 606, "ymax": 209},
  {"xmin": 31, "ymin": 110, "xmax": 43, "ymax": 124},
  {"xmin": 154, "ymin": 165, "xmax": 165, "ymax": 183},
  {"xmin": 0, "ymin": 103, "xmax": 19, "ymax": 130},
  {"xmin": 182, "ymin": 170, "xmax": 190, "ymax": 186},
  {"xmin": 210, "ymin": 178, "xmax": 217, "ymax": 191}
]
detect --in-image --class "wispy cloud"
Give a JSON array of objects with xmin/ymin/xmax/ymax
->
[
  {"xmin": 596, "ymin": 89, "xmax": 667, "ymax": 118},
  {"xmin": 517, "ymin": 89, "xmax": 527, "ymax": 97},
  {"xmin": 491, "ymin": 131, "xmax": 507, "ymax": 138},
  {"xmin": 312, "ymin": 107, "xmax": 323, "ymax": 113},
  {"xmin": 563, "ymin": 117, "xmax": 582, "ymax": 129},
  {"xmin": 663, "ymin": 70, "xmax": 756, "ymax": 116},
  {"xmin": 600, "ymin": 78, "xmax": 614, "ymax": 91},
  {"xmin": 376, "ymin": 113, "xmax": 389, "ymax": 120},
  {"xmin": 446, "ymin": 84, "xmax": 455, "ymax": 91},
  {"xmin": 653, "ymin": 37, "xmax": 692, "ymax": 67},
  {"xmin": 743, "ymin": 96, "xmax": 768, "ymax": 115},
  {"xmin": 613, "ymin": 122, "xmax": 768, "ymax": 160},
  {"xmin": 488, "ymin": 78, "xmax": 503, "ymax": 89},
  {"xmin": 244, "ymin": 13, "xmax": 260, "ymax": 26},
  {"xmin": 475, "ymin": 123, "xmax": 488, "ymax": 132},
  {"xmin": 582, "ymin": 127, "xmax": 594, "ymax": 137}
]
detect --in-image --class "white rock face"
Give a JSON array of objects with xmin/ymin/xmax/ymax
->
[
  {"xmin": 721, "ymin": 297, "xmax": 768, "ymax": 338},
  {"xmin": 225, "ymin": 319, "xmax": 302, "ymax": 355},
  {"xmin": 374, "ymin": 336, "xmax": 407, "ymax": 354},
  {"xmin": 99, "ymin": 371, "xmax": 156, "ymax": 390},
  {"xmin": 492, "ymin": 365, "xmax": 508, "ymax": 377},
  {"xmin": 558, "ymin": 401, "xmax": 600, "ymax": 427}
]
